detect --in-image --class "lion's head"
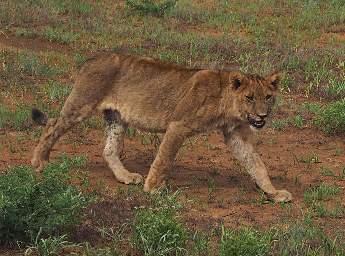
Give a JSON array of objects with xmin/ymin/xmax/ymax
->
[{"xmin": 224, "ymin": 71, "xmax": 280, "ymax": 130}]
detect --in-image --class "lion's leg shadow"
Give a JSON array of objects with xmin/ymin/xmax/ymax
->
[{"xmin": 103, "ymin": 109, "xmax": 143, "ymax": 185}]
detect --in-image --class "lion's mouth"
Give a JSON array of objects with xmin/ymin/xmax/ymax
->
[{"xmin": 247, "ymin": 116, "xmax": 265, "ymax": 129}]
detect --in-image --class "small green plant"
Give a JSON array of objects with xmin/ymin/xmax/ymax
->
[
  {"xmin": 297, "ymin": 153, "xmax": 320, "ymax": 164},
  {"xmin": 219, "ymin": 227, "xmax": 271, "ymax": 256},
  {"xmin": 0, "ymin": 155, "xmax": 91, "ymax": 244},
  {"xmin": 207, "ymin": 177, "xmax": 216, "ymax": 201},
  {"xmin": 81, "ymin": 243, "xmax": 120, "ymax": 256},
  {"xmin": 280, "ymin": 73, "xmax": 294, "ymax": 92},
  {"xmin": 132, "ymin": 208, "xmax": 187, "ymax": 255},
  {"xmin": 126, "ymin": 0, "xmax": 177, "ymax": 16},
  {"xmin": 0, "ymin": 105, "xmax": 12, "ymax": 130},
  {"xmin": 18, "ymin": 52, "xmax": 53, "ymax": 77},
  {"xmin": 320, "ymin": 166, "xmax": 335, "ymax": 177},
  {"xmin": 40, "ymin": 80, "xmax": 72, "ymax": 104},
  {"xmin": 314, "ymin": 99, "xmax": 345, "ymax": 135},
  {"xmin": 271, "ymin": 119, "xmax": 288, "ymax": 131},
  {"xmin": 0, "ymin": 104, "xmax": 31, "ymax": 131},
  {"xmin": 148, "ymin": 188, "xmax": 183, "ymax": 212},
  {"xmin": 74, "ymin": 53, "xmax": 87, "ymax": 67},
  {"xmin": 292, "ymin": 114, "xmax": 304, "ymax": 128},
  {"xmin": 324, "ymin": 77, "xmax": 345, "ymax": 98},
  {"xmin": 302, "ymin": 102, "xmax": 322, "ymax": 114},
  {"xmin": 190, "ymin": 231, "xmax": 209, "ymax": 256},
  {"xmin": 25, "ymin": 234, "xmax": 79, "ymax": 256},
  {"xmin": 304, "ymin": 183, "xmax": 344, "ymax": 218},
  {"xmin": 272, "ymin": 219, "xmax": 344, "ymax": 255},
  {"xmin": 15, "ymin": 27, "xmax": 36, "ymax": 38},
  {"xmin": 312, "ymin": 202, "xmax": 345, "ymax": 218},
  {"xmin": 304, "ymin": 183, "xmax": 340, "ymax": 204},
  {"xmin": 42, "ymin": 27, "xmax": 79, "ymax": 44}
]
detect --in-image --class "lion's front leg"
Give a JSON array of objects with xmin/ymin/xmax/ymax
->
[
  {"xmin": 225, "ymin": 133, "xmax": 292, "ymax": 202},
  {"xmin": 144, "ymin": 122, "xmax": 192, "ymax": 192}
]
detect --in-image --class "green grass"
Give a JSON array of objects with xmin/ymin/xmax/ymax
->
[
  {"xmin": 0, "ymin": 104, "xmax": 31, "ymax": 131},
  {"xmin": 297, "ymin": 153, "xmax": 320, "ymax": 164},
  {"xmin": 42, "ymin": 26, "xmax": 80, "ymax": 44},
  {"xmin": 304, "ymin": 183, "xmax": 344, "ymax": 218},
  {"xmin": 314, "ymin": 99, "xmax": 345, "ymax": 135},
  {"xmin": 271, "ymin": 119, "xmax": 289, "ymax": 131},
  {"xmin": 15, "ymin": 27, "xmax": 36, "ymax": 38},
  {"xmin": 0, "ymin": 155, "xmax": 92, "ymax": 245},
  {"xmin": 18, "ymin": 52, "xmax": 55, "ymax": 77},
  {"xmin": 0, "ymin": 50, "xmax": 68, "ymax": 91},
  {"xmin": 272, "ymin": 219, "xmax": 344, "ymax": 256},
  {"xmin": 219, "ymin": 227, "xmax": 271, "ymax": 256},
  {"xmin": 304, "ymin": 183, "xmax": 340, "ymax": 203},
  {"xmin": 292, "ymin": 114, "xmax": 304, "ymax": 128},
  {"xmin": 25, "ymin": 234, "xmax": 80, "ymax": 256},
  {"xmin": 190, "ymin": 231, "xmax": 210, "ymax": 256},
  {"xmin": 132, "ymin": 208, "xmax": 187, "ymax": 255},
  {"xmin": 130, "ymin": 189, "xmax": 186, "ymax": 255},
  {"xmin": 40, "ymin": 80, "xmax": 72, "ymax": 104},
  {"xmin": 324, "ymin": 77, "xmax": 345, "ymax": 99},
  {"xmin": 126, "ymin": 0, "xmax": 177, "ymax": 17}
]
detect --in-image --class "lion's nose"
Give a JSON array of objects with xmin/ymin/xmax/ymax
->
[{"xmin": 258, "ymin": 113, "xmax": 267, "ymax": 119}]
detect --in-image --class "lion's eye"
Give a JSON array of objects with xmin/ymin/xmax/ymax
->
[
  {"xmin": 246, "ymin": 95, "xmax": 254, "ymax": 102},
  {"xmin": 265, "ymin": 95, "xmax": 272, "ymax": 100}
]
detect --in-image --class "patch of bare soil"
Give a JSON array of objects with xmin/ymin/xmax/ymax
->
[{"xmin": 0, "ymin": 32, "xmax": 73, "ymax": 54}]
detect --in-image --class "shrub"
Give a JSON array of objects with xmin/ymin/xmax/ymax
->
[
  {"xmin": 219, "ymin": 227, "xmax": 271, "ymax": 256},
  {"xmin": 125, "ymin": 0, "xmax": 177, "ymax": 16},
  {"xmin": 132, "ymin": 208, "xmax": 187, "ymax": 255},
  {"xmin": 0, "ymin": 155, "xmax": 91, "ymax": 244}
]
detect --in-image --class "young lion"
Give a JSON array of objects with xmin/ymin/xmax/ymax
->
[{"xmin": 32, "ymin": 53, "xmax": 292, "ymax": 202}]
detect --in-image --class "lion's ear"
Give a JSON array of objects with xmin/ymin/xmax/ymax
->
[
  {"xmin": 266, "ymin": 72, "xmax": 281, "ymax": 90},
  {"xmin": 229, "ymin": 71, "xmax": 244, "ymax": 90}
]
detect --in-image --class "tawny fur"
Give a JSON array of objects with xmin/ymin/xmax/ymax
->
[{"xmin": 32, "ymin": 53, "xmax": 292, "ymax": 202}]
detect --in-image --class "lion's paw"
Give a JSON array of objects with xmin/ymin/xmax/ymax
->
[
  {"xmin": 31, "ymin": 157, "xmax": 48, "ymax": 173},
  {"xmin": 273, "ymin": 189, "xmax": 293, "ymax": 202},
  {"xmin": 118, "ymin": 172, "xmax": 143, "ymax": 185},
  {"xmin": 143, "ymin": 176, "xmax": 166, "ymax": 193}
]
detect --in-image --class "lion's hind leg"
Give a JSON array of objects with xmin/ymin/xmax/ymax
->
[
  {"xmin": 32, "ymin": 100, "xmax": 95, "ymax": 172},
  {"xmin": 103, "ymin": 109, "xmax": 143, "ymax": 185}
]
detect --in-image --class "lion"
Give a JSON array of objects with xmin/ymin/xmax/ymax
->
[{"xmin": 31, "ymin": 53, "xmax": 292, "ymax": 202}]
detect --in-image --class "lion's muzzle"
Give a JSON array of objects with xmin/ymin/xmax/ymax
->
[{"xmin": 247, "ymin": 115, "xmax": 266, "ymax": 129}]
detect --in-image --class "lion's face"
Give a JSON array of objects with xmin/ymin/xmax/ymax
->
[{"xmin": 229, "ymin": 72, "xmax": 280, "ymax": 130}]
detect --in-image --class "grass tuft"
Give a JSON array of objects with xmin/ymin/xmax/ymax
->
[
  {"xmin": 132, "ymin": 208, "xmax": 187, "ymax": 255},
  {"xmin": 0, "ymin": 104, "xmax": 31, "ymax": 131},
  {"xmin": 219, "ymin": 227, "xmax": 271, "ymax": 256},
  {"xmin": 315, "ymin": 99, "xmax": 345, "ymax": 135},
  {"xmin": 0, "ymin": 155, "xmax": 92, "ymax": 245},
  {"xmin": 272, "ymin": 219, "xmax": 344, "ymax": 255},
  {"xmin": 126, "ymin": 0, "xmax": 177, "ymax": 16}
]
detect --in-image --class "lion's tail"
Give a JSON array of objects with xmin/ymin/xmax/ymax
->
[{"xmin": 32, "ymin": 108, "xmax": 48, "ymax": 126}]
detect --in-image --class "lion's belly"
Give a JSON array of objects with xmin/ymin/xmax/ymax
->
[{"xmin": 98, "ymin": 97, "xmax": 170, "ymax": 133}]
